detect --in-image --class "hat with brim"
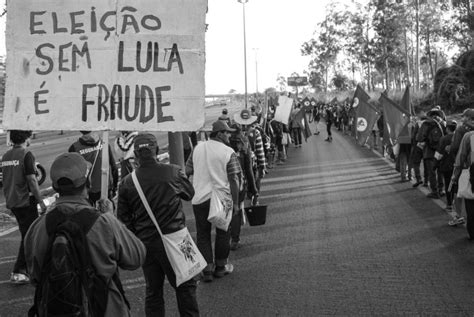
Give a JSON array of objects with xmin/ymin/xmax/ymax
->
[
  {"xmin": 462, "ymin": 108, "xmax": 474, "ymax": 119},
  {"xmin": 234, "ymin": 109, "xmax": 258, "ymax": 125}
]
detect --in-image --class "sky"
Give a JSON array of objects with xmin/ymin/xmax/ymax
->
[{"xmin": 0, "ymin": 0, "xmax": 335, "ymax": 95}]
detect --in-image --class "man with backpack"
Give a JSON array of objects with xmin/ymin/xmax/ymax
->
[
  {"xmin": 416, "ymin": 108, "xmax": 446, "ymax": 198},
  {"xmin": 24, "ymin": 152, "xmax": 145, "ymax": 317},
  {"xmin": 1, "ymin": 130, "xmax": 46, "ymax": 284}
]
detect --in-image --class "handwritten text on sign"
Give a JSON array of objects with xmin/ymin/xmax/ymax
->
[{"xmin": 4, "ymin": 0, "xmax": 207, "ymax": 131}]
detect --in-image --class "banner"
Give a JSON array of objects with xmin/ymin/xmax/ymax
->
[
  {"xmin": 400, "ymin": 85, "xmax": 412, "ymax": 115},
  {"xmin": 379, "ymin": 93, "xmax": 410, "ymax": 146},
  {"xmin": 351, "ymin": 84, "xmax": 371, "ymax": 137},
  {"xmin": 355, "ymin": 98, "xmax": 379, "ymax": 146},
  {"xmin": 274, "ymin": 96, "xmax": 293, "ymax": 125},
  {"xmin": 4, "ymin": 0, "xmax": 207, "ymax": 131}
]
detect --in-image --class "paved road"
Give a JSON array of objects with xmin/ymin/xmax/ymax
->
[{"xmin": 1, "ymin": 124, "xmax": 474, "ymax": 316}]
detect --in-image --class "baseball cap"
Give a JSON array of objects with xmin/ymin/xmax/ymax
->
[
  {"xmin": 212, "ymin": 120, "xmax": 236, "ymax": 133},
  {"xmin": 134, "ymin": 133, "xmax": 158, "ymax": 153},
  {"xmin": 50, "ymin": 153, "xmax": 91, "ymax": 190},
  {"xmin": 462, "ymin": 108, "xmax": 474, "ymax": 119}
]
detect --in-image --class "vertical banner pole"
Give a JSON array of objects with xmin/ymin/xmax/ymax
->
[
  {"xmin": 101, "ymin": 131, "xmax": 109, "ymax": 200},
  {"xmin": 168, "ymin": 132, "xmax": 184, "ymax": 170}
]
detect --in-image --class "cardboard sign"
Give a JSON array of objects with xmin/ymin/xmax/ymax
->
[
  {"xmin": 274, "ymin": 95, "xmax": 293, "ymax": 125},
  {"xmin": 4, "ymin": 0, "xmax": 207, "ymax": 131}
]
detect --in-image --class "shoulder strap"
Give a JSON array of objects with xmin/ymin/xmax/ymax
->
[
  {"xmin": 470, "ymin": 134, "xmax": 474, "ymax": 164},
  {"xmin": 131, "ymin": 171, "xmax": 164, "ymax": 237}
]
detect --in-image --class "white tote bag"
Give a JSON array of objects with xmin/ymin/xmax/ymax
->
[
  {"xmin": 132, "ymin": 172, "xmax": 206, "ymax": 286},
  {"xmin": 208, "ymin": 188, "xmax": 233, "ymax": 231},
  {"xmin": 457, "ymin": 169, "xmax": 474, "ymax": 200}
]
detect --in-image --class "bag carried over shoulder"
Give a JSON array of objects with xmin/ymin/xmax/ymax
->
[
  {"xmin": 457, "ymin": 134, "xmax": 474, "ymax": 200},
  {"xmin": 29, "ymin": 206, "xmax": 128, "ymax": 317},
  {"xmin": 131, "ymin": 172, "xmax": 206, "ymax": 286},
  {"xmin": 208, "ymin": 188, "xmax": 233, "ymax": 231}
]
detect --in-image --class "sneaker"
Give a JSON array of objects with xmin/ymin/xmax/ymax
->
[
  {"xmin": 324, "ymin": 138, "xmax": 330, "ymax": 142},
  {"xmin": 230, "ymin": 241, "xmax": 241, "ymax": 251},
  {"xmin": 448, "ymin": 217, "xmax": 465, "ymax": 227},
  {"xmin": 412, "ymin": 181, "xmax": 423, "ymax": 188},
  {"xmin": 439, "ymin": 191, "xmax": 446, "ymax": 197},
  {"xmin": 10, "ymin": 273, "xmax": 30, "ymax": 284},
  {"xmin": 445, "ymin": 205, "xmax": 453, "ymax": 211},
  {"xmin": 427, "ymin": 192, "xmax": 441, "ymax": 199},
  {"xmin": 202, "ymin": 271, "xmax": 213, "ymax": 283},
  {"xmin": 214, "ymin": 263, "xmax": 234, "ymax": 278}
]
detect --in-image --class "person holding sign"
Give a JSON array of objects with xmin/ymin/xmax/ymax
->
[{"xmin": 69, "ymin": 131, "xmax": 119, "ymax": 205}]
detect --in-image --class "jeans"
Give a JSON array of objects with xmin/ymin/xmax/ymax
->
[
  {"xmin": 425, "ymin": 158, "xmax": 443, "ymax": 193},
  {"xmin": 142, "ymin": 240, "xmax": 199, "ymax": 317},
  {"xmin": 192, "ymin": 200, "xmax": 230, "ymax": 271},
  {"xmin": 11, "ymin": 197, "xmax": 38, "ymax": 274},
  {"xmin": 292, "ymin": 128, "xmax": 302, "ymax": 146},
  {"xmin": 442, "ymin": 171, "xmax": 454, "ymax": 206},
  {"xmin": 230, "ymin": 209, "xmax": 242, "ymax": 243}
]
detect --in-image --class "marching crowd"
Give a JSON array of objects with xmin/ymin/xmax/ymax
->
[{"xmin": 3, "ymin": 95, "xmax": 474, "ymax": 316}]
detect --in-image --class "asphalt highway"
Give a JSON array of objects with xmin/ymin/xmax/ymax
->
[{"xmin": 1, "ymin": 123, "xmax": 474, "ymax": 316}]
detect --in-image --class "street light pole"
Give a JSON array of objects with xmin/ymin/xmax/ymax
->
[{"xmin": 238, "ymin": 0, "xmax": 249, "ymax": 109}]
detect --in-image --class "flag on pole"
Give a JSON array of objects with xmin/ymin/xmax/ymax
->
[
  {"xmin": 293, "ymin": 108, "xmax": 312, "ymax": 141},
  {"xmin": 400, "ymin": 85, "xmax": 412, "ymax": 115},
  {"xmin": 351, "ymin": 85, "xmax": 371, "ymax": 138},
  {"xmin": 379, "ymin": 92, "xmax": 410, "ymax": 146},
  {"xmin": 355, "ymin": 98, "xmax": 379, "ymax": 146}
]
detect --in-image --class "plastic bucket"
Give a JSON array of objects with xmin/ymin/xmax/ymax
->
[{"xmin": 244, "ymin": 205, "xmax": 267, "ymax": 226}]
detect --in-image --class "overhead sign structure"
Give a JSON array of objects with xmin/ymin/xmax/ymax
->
[
  {"xmin": 287, "ymin": 76, "xmax": 308, "ymax": 87},
  {"xmin": 4, "ymin": 0, "xmax": 207, "ymax": 131}
]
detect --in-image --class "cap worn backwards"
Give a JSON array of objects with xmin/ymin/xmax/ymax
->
[{"xmin": 134, "ymin": 133, "xmax": 158, "ymax": 152}]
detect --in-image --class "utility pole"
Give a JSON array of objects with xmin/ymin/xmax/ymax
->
[
  {"xmin": 415, "ymin": 0, "xmax": 420, "ymax": 91},
  {"xmin": 253, "ymin": 48, "xmax": 259, "ymax": 94}
]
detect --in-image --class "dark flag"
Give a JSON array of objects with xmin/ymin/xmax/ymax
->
[
  {"xmin": 351, "ymin": 85, "xmax": 371, "ymax": 137},
  {"xmin": 400, "ymin": 85, "xmax": 412, "ymax": 115},
  {"xmin": 355, "ymin": 98, "xmax": 379, "ymax": 146},
  {"xmin": 379, "ymin": 92, "xmax": 410, "ymax": 146}
]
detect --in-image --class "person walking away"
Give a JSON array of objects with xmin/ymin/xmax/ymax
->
[
  {"xmin": 25, "ymin": 153, "xmax": 145, "ymax": 317},
  {"xmin": 69, "ymin": 131, "xmax": 119, "ymax": 205},
  {"xmin": 313, "ymin": 105, "xmax": 321, "ymax": 135},
  {"xmin": 416, "ymin": 108, "xmax": 446, "ymax": 198},
  {"xmin": 398, "ymin": 119, "xmax": 414, "ymax": 182},
  {"xmin": 450, "ymin": 108, "xmax": 474, "ymax": 158},
  {"xmin": 451, "ymin": 129, "xmax": 474, "ymax": 238},
  {"xmin": 185, "ymin": 120, "xmax": 240, "ymax": 283},
  {"xmin": 117, "ymin": 134, "xmax": 199, "ymax": 316},
  {"xmin": 114, "ymin": 131, "xmax": 138, "ymax": 180},
  {"xmin": 437, "ymin": 121, "xmax": 465, "ymax": 226},
  {"xmin": 228, "ymin": 132, "xmax": 258, "ymax": 251},
  {"xmin": 1, "ymin": 130, "xmax": 46, "ymax": 284},
  {"xmin": 325, "ymin": 106, "xmax": 334, "ymax": 142},
  {"xmin": 289, "ymin": 105, "xmax": 303, "ymax": 147}
]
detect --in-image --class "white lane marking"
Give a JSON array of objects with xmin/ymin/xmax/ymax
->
[{"xmin": 0, "ymin": 226, "xmax": 18, "ymax": 237}]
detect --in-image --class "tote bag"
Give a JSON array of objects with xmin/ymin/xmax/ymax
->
[
  {"xmin": 208, "ymin": 188, "xmax": 233, "ymax": 231},
  {"xmin": 457, "ymin": 134, "xmax": 474, "ymax": 200},
  {"xmin": 131, "ymin": 172, "xmax": 206, "ymax": 286}
]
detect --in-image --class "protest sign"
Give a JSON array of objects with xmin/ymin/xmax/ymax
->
[
  {"xmin": 274, "ymin": 95, "xmax": 293, "ymax": 125},
  {"xmin": 4, "ymin": 0, "xmax": 207, "ymax": 131}
]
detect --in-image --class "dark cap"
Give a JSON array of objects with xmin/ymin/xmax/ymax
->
[
  {"xmin": 462, "ymin": 108, "xmax": 474, "ymax": 119},
  {"xmin": 212, "ymin": 120, "xmax": 236, "ymax": 133},
  {"xmin": 51, "ymin": 153, "xmax": 91, "ymax": 190},
  {"xmin": 134, "ymin": 133, "xmax": 158, "ymax": 152}
]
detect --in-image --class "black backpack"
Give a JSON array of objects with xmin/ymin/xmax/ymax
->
[
  {"xmin": 427, "ymin": 120, "xmax": 445, "ymax": 149},
  {"xmin": 29, "ymin": 206, "xmax": 127, "ymax": 317}
]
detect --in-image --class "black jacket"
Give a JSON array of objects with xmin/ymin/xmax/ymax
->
[{"xmin": 117, "ymin": 159, "xmax": 194, "ymax": 244}]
